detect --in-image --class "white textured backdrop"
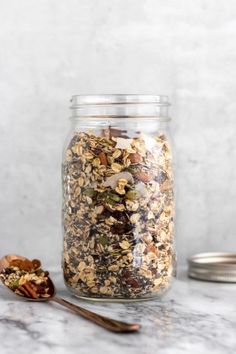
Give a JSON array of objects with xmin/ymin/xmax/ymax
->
[{"xmin": 0, "ymin": 0, "xmax": 236, "ymax": 267}]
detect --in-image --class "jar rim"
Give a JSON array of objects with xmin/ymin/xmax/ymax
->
[{"xmin": 70, "ymin": 94, "xmax": 170, "ymax": 107}]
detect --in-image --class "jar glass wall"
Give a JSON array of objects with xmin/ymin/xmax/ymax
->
[{"xmin": 62, "ymin": 95, "xmax": 175, "ymax": 301}]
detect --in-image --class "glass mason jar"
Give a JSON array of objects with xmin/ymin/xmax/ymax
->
[{"xmin": 62, "ymin": 95, "xmax": 175, "ymax": 301}]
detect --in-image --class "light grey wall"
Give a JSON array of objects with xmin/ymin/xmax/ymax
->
[{"xmin": 0, "ymin": 0, "xmax": 236, "ymax": 267}]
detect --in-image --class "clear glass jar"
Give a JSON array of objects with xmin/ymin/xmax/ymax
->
[{"xmin": 62, "ymin": 95, "xmax": 175, "ymax": 301}]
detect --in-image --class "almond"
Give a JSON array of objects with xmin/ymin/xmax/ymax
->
[
  {"xmin": 135, "ymin": 171, "xmax": 152, "ymax": 183},
  {"xmin": 98, "ymin": 152, "xmax": 107, "ymax": 166},
  {"xmin": 128, "ymin": 153, "xmax": 142, "ymax": 164}
]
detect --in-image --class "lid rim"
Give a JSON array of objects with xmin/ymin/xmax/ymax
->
[
  {"xmin": 70, "ymin": 94, "xmax": 170, "ymax": 107},
  {"xmin": 188, "ymin": 252, "xmax": 236, "ymax": 283}
]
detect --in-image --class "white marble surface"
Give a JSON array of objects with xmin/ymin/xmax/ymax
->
[
  {"xmin": 0, "ymin": 1, "xmax": 236, "ymax": 266},
  {"xmin": 0, "ymin": 268, "xmax": 235, "ymax": 354}
]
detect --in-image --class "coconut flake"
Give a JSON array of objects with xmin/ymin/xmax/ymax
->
[
  {"xmin": 143, "ymin": 134, "xmax": 161, "ymax": 153},
  {"xmin": 115, "ymin": 138, "xmax": 133, "ymax": 150},
  {"xmin": 103, "ymin": 172, "xmax": 134, "ymax": 189},
  {"xmin": 135, "ymin": 182, "xmax": 148, "ymax": 197}
]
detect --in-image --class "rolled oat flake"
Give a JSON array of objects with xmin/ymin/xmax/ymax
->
[{"xmin": 188, "ymin": 252, "xmax": 236, "ymax": 283}]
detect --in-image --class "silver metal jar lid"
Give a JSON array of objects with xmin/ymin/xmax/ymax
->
[{"xmin": 188, "ymin": 252, "xmax": 236, "ymax": 283}]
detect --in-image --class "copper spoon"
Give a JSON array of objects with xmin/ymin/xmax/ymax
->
[{"xmin": 0, "ymin": 254, "xmax": 140, "ymax": 333}]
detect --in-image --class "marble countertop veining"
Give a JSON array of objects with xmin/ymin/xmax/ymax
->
[{"xmin": 0, "ymin": 268, "xmax": 235, "ymax": 354}]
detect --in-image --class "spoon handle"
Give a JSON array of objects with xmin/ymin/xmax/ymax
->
[{"xmin": 51, "ymin": 296, "xmax": 140, "ymax": 333}]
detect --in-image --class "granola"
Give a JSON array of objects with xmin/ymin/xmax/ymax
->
[
  {"xmin": 0, "ymin": 258, "xmax": 52, "ymax": 299},
  {"xmin": 62, "ymin": 131, "xmax": 175, "ymax": 299}
]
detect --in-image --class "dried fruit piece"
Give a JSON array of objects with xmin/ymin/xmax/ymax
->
[{"xmin": 126, "ymin": 278, "xmax": 140, "ymax": 288}]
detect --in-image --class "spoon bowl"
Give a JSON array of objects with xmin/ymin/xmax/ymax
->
[
  {"xmin": 0, "ymin": 254, "xmax": 56, "ymax": 301},
  {"xmin": 0, "ymin": 254, "xmax": 141, "ymax": 333}
]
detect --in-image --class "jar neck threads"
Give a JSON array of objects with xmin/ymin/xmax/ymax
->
[{"xmin": 70, "ymin": 94, "xmax": 170, "ymax": 120}]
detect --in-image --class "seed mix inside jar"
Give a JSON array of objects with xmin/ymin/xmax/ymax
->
[{"xmin": 62, "ymin": 129, "xmax": 174, "ymax": 299}]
